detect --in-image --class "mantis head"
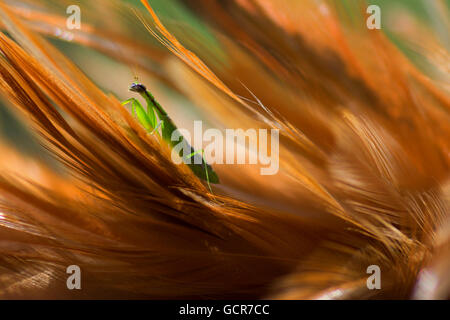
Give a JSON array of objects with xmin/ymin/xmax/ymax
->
[{"xmin": 129, "ymin": 82, "xmax": 146, "ymax": 93}]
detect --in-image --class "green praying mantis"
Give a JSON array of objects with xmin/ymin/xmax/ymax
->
[{"xmin": 121, "ymin": 82, "xmax": 220, "ymax": 191}]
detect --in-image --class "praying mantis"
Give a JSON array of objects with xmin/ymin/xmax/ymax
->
[{"xmin": 122, "ymin": 83, "xmax": 219, "ymax": 191}]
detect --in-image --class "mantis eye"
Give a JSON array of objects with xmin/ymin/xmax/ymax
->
[{"xmin": 129, "ymin": 83, "xmax": 146, "ymax": 93}]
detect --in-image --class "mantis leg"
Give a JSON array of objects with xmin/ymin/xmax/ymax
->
[
  {"xmin": 122, "ymin": 98, "xmax": 154, "ymax": 132},
  {"xmin": 121, "ymin": 98, "xmax": 138, "ymax": 118},
  {"xmin": 184, "ymin": 149, "xmax": 212, "ymax": 193}
]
